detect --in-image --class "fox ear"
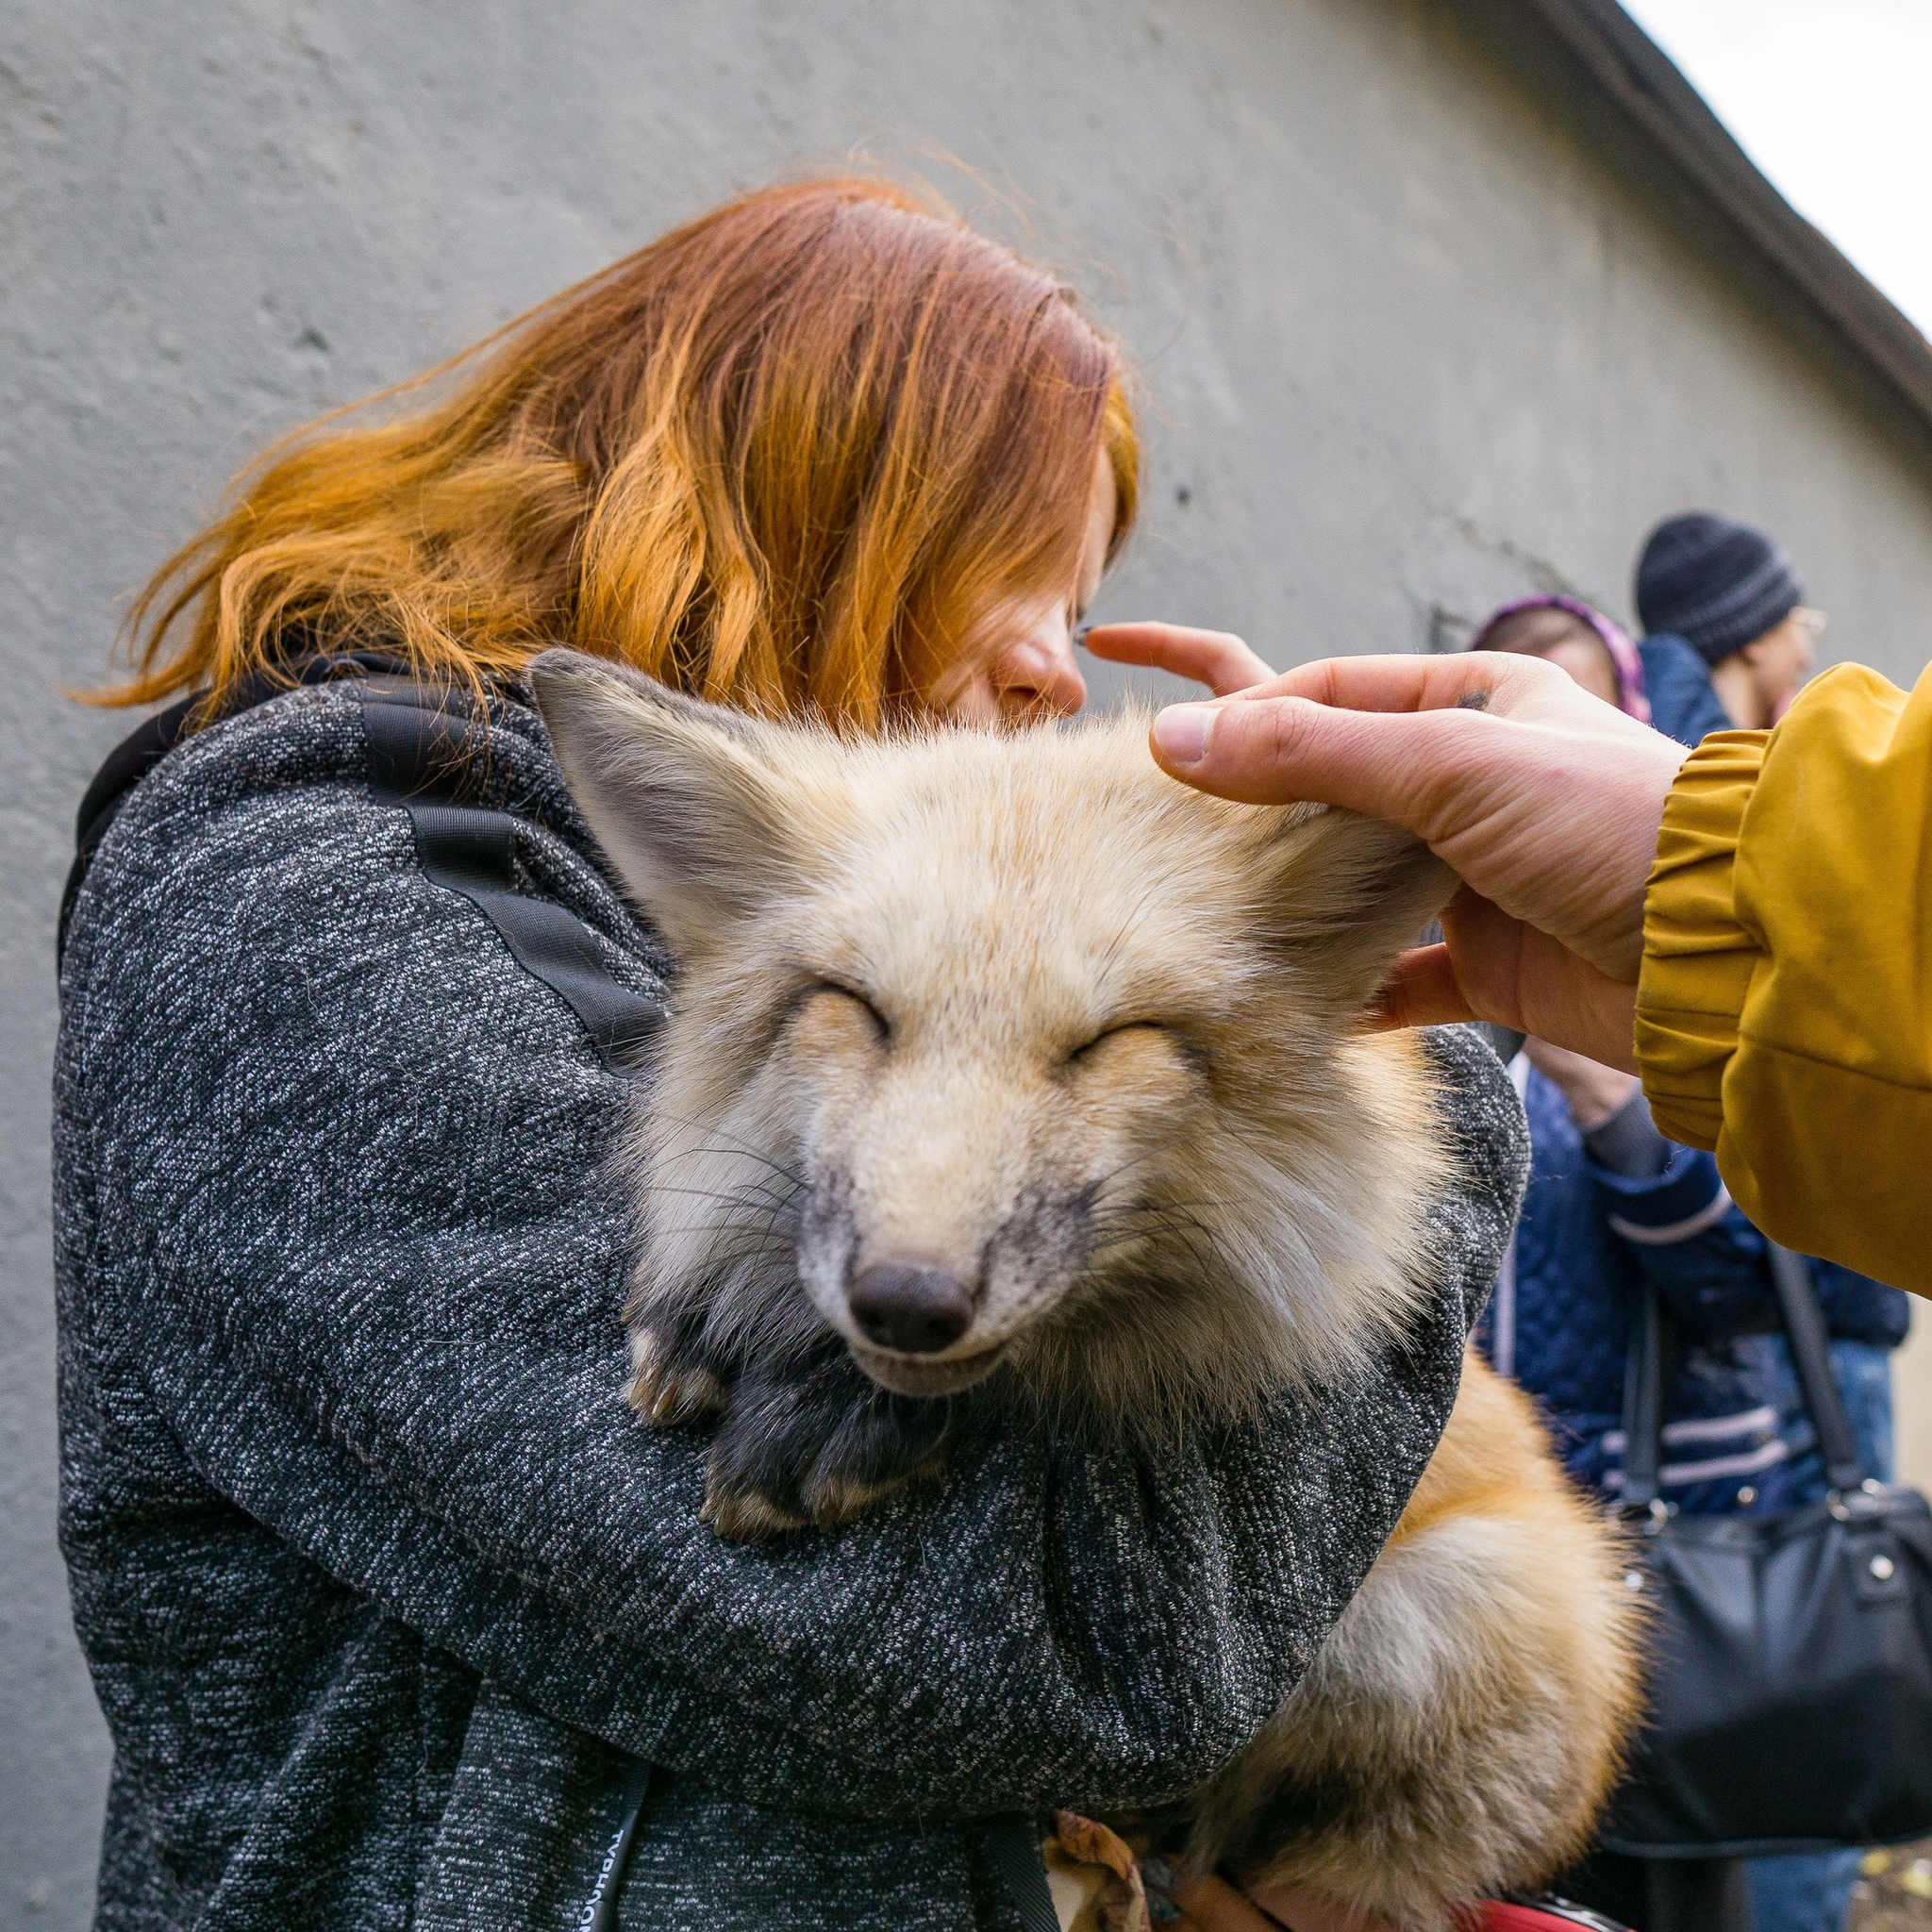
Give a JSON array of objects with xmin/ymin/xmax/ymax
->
[
  {"xmin": 1254, "ymin": 805, "xmax": 1457, "ymax": 1016},
  {"xmin": 528, "ymin": 649, "xmax": 817, "ymax": 959}
]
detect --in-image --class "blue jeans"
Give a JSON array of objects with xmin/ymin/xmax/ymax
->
[
  {"xmin": 1742, "ymin": 1341, "xmax": 1894, "ymax": 1932},
  {"xmin": 1746, "ymin": 1848, "xmax": 1863, "ymax": 1932}
]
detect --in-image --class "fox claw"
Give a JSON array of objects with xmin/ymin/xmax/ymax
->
[
  {"xmin": 699, "ymin": 1476, "xmax": 807, "ymax": 1542},
  {"xmin": 693, "ymin": 1344, "xmax": 958, "ymax": 1541},
  {"xmin": 696, "ymin": 1467, "xmax": 910, "ymax": 1541},
  {"xmin": 625, "ymin": 1326, "xmax": 726, "ymax": 1425},
  {"xmin": 801, "ymin": 1470, "xmax": 902, "ymax": 1528}
]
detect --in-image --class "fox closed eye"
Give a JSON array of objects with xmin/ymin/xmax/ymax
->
[
  {"xmin": 1064, "ymin": 1019, "xmax": 1178, "ymax": 1067},
  {"xmin": 791, "ymin": 978, "xmax": 892, "ymax": 1044}
]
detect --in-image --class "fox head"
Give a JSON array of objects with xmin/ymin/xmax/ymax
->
[{"xmin": 532, "ymin": 649, "xmax": 1457, "ymax": 1431}]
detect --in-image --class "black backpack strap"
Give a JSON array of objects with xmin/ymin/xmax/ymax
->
[
  {"xmin": 61, "ymin": 654, "xmax": 665, "ymax": 1070},
  {"xmin": 978, "ymin": 1814, "xmax": 1060, "ymax": 1932},
  {"xmin": 58, "ymin": 651, "xmax": 408, "ymax": 970},
  {"xmin": 355, "ymin": 682, "xmax": 664, "ymax": 1064},
  {"xmin": 1765, "ymin": 1241, "xmax": 1867, "ymax": 1493}
]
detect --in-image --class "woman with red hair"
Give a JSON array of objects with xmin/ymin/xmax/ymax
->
[
  {"xmin": 109, "ymin": 178, "xmax": 1153, "ymax": 729},
  {"xmin": 55, "ymin": 179, "xmax": 1519, "ymax": 1932}
]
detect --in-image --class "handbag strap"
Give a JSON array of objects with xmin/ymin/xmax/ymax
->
[
  {"xmin": 1619, "ymin": 1283, "xmax": 1668, "ymax": 1509},
  {"xmin": 1621, "ymin": 1244, "xmax": 1868, "ymax": 1507},
  {"xmin": 1764, "ymin": 1241, "xmax": 1867, "ymax": 1492}
]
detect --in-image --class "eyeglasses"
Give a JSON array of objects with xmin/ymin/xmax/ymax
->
[{"xmin": 1791, "ymin": 607, "xmax": 1828, "ymax": 644}]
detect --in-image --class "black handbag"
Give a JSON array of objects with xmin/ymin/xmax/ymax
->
[{"xmin": 1598, "ymin": 1242, "xmax": 1932, "ymax": 1857}]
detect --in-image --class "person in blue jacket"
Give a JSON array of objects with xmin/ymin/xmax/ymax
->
[{"xmin": 1470, "ymin": 583, "xmax": 1908, "ymax": 1932}]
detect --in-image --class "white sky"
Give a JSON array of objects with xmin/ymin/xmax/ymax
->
[{"xmin": 1619, "ymin": 0, "xmax": 1932, "ymax": 339}]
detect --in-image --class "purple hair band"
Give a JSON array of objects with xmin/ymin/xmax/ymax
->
[{"xmin": 1469, "ymin": 593, "xmax": 1651, "ymax": 724}]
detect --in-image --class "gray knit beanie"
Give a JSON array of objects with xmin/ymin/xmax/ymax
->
[{"xmin": 1634, "ymin": 512, "xmax": 1803, "ymax": 666}]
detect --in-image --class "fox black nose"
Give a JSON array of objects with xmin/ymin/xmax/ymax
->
[{"xmin": 847, "ymin": 1264, "xmax": 974, "ymax": 1354}]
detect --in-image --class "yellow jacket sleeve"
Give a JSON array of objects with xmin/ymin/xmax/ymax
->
[{"xmin": 1637, "ymin": 658, "xmax": 1932, "ymax": 1293}]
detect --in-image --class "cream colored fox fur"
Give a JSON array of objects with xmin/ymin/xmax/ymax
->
[{"xmin": 530, "ymin": 649, "xmax": 1641, "ymax": 1930}]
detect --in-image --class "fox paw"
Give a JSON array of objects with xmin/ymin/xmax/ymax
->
[
  {"xmin": 699, "ymin": 1338, "xmax": 960, "ymax": 1541},
  {"xmin": 625, "ymin": 1322, "xmax": 728, "ymax": 1425}
]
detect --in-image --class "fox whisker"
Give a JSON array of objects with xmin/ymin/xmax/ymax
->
[
  {"xmin": 647, "ymin": 1112, "xmax": 808, "ymax": 1187},
  {"xmin": 648, "ymin": 1182, "xmax": 801, "ymax": 1218}
]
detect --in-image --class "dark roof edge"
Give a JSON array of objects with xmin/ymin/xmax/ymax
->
[{"xmin": 1515, "ymin": 0, "xmax": 1932, "ymax": 430}]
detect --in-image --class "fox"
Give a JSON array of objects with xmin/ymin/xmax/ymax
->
[{"xmin": 528, "ymin": 648, "xmax": 1643, "ymax": 1931}]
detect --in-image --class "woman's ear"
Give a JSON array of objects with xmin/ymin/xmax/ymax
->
[
  {"xmin": 1252, "ymin": 804, "xmax": 1458, "ymax": 1018},
  {"xmin": 528, "ymin": 649, "xmax": 824, "ymax": 960}
]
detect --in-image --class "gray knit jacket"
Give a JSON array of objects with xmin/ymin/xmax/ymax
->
[{"xmin": 52, "ymin": 677, "xmax": 1528, "ymax": 1932}]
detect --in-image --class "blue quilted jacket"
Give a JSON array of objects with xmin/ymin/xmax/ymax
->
[
  {"xmin": 1474, "ymin": 1060, "xmax": 1907, "ymax": 1516},
  {"xmin": 1637, "ymin": 631, "xmax": 1734, "ymax": 749}
]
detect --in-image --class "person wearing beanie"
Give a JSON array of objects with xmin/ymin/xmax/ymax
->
[{"xmin": 1634, "ymin": 511, "xmax": 1821, "ymax": 741}]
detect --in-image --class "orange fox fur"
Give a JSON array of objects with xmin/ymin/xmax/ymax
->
[{"xmin": 1191, "ymin": 1356, "xmax": 1641, "ymax": 1924}]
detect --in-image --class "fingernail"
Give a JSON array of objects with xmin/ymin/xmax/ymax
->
[{"xmin": 1153, "ymin": 703, "xmax": 1216, "ymax": 764}]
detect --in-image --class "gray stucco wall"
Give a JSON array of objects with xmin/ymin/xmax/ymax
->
[{"xmin": 5, "ymin": 3, "xmax": 1930, "ymax": 1924}]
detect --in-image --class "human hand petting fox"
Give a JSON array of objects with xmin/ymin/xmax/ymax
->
[
  {"xmin": 1120, "ymin": 637, "xmax": 1690, "ymax": 1074},
  {"xmin": 1086, "ymin": 621, "xmax": 1686, "ymax": 1071},
  {"xmin": 1081, "ymin": 618, "xmax": 1276, "ymax": 699}
]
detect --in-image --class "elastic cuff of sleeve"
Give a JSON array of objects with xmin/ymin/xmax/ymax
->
[
  {"xmin": 1635, "ymin": 730, "xmax": 1768, "ymax": 1152},
  {"xmin": 1582, "ymin": 1088, "xmax": 1672, "ymax": 1178},
  {"xmin": 1592, "ymin": 1142, "xmax": 1723, "ymax": 1224}
]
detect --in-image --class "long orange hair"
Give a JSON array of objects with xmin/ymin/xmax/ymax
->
[{"xmin": 113, "ymin": 177, "xmax": 1139, "ymax": 728}]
